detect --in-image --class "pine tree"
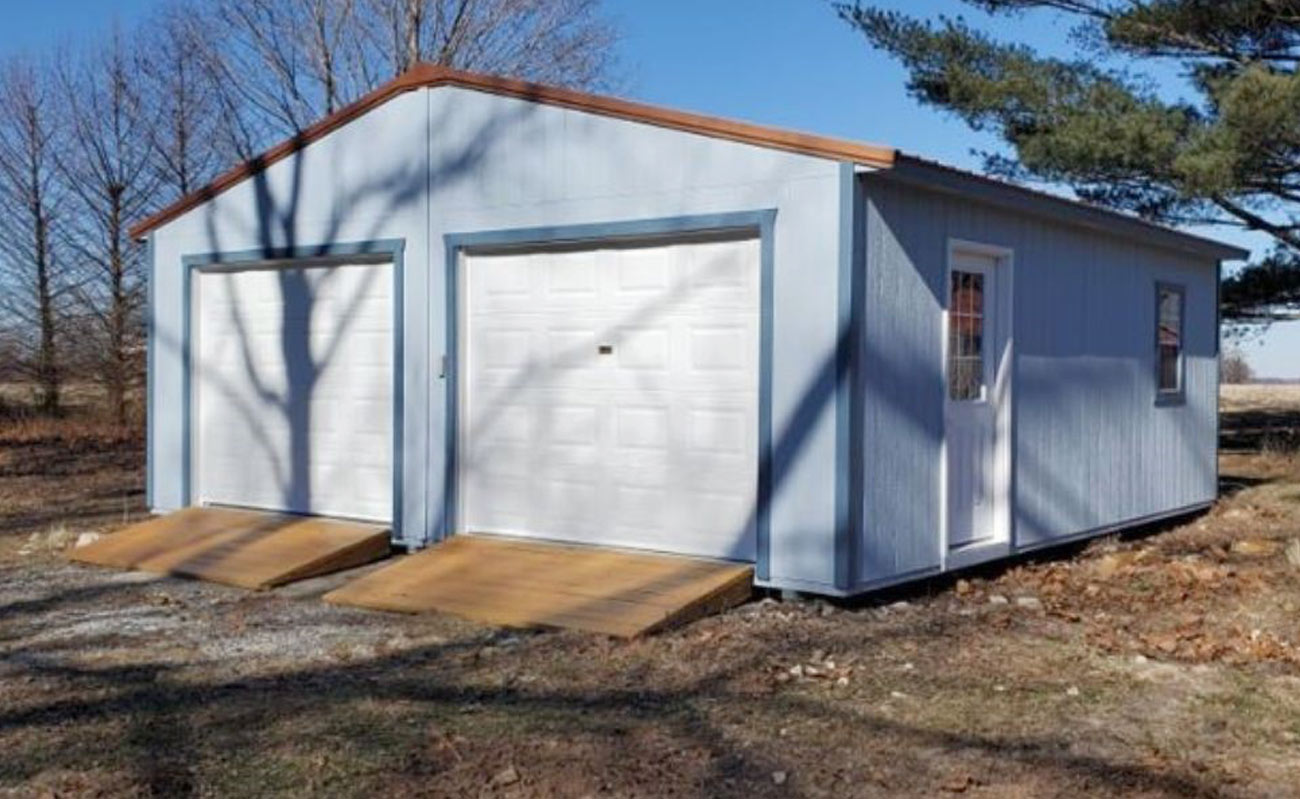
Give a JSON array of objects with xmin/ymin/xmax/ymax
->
[{"xmin": 837, "ymin": 0, "xmax": 1300, "ymax": 322}]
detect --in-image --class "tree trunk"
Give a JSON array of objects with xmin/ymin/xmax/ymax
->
[
  {"xmin": 107, "ymin": 185, "xmax": 128, "ymax": 426},
  {"xmin": 21, "ymin": 91, "xmax": 60, "ymax": 417},
  {"xmin": 34, "ymin": 211, "xmax": 59, "ymax": 415},
  {"xmin": 404, "ymin": 0, "xmax": 422, "ymax": 69}
]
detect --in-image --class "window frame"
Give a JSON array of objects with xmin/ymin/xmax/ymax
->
[
  {"xmin": 947, "ymin": 268, "xmax": 990, "ymax": 403},
  {"xmin": 1154, "ymin": 281, "xmax": 1186, "ymax": 406}
]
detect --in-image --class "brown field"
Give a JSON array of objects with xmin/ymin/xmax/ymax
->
[{"xmin": 1, "ymin": 385, "xmax": 1299, "ymax": 797}]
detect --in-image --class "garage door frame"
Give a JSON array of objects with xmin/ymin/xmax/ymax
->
[
  {"xmin": 442, "ymin": 211, "xmax": 776, "ymax": 574},
  {"xmin": 178, "ymin": 239, "xmax": 406, "ymax": 539}
]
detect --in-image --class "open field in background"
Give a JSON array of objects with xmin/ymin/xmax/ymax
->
[
  {"xmin": 0, "ymin": 383, "xmax": 145, "ymax": 559},
  {"xmin": 0, "ymin": 385, "xmax": 1298, "ymax": 797}
]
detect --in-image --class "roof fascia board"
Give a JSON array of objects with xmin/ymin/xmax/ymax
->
[
  {"xmin": 129, "ymin": 68, "xmax": 435, "ymax": 240},
  {"xmin": 130, "ymin": 65, "xmax": 896, "ymax": 239}
]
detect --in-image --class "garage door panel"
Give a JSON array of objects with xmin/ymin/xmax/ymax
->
[
  {"xmin": 476, "ymin": 327, "xmax": 535, "ymax": 369},
  {"xmin": 194, "ymin": 261, "xmax": 393, "ymax": 523},
  {"xmin": 689, "ymin": 325, "xmax": 752, "ymax": 371},
  {"xmin": 615, "ymin": 249, "xmax": 674, "ymax": 296},
  {"xmin": 305, "ymin": 428, "xmax": 390, "ymax": 462},
  {"xmin": 614, "ymin": 326, "xmax": 670, "ymax": 372},
  {"xmin": 543, "ymin": 328, "xmax": 603, "ymax": 381},
  {"xmin": 469, "ymin": 442, "xmax": 533, "ymax": 476},
  {"xmin": 544, "ymin": 251, "xmax": 600, "ymax": 298},
  {"xmin": 614, "ymin": 405, "xmax": 670, "ymax": 451},
  {"xmin": 461, "ymin": 237, "xmax": 759, "ymax": 560},
  {"xmin": 547, "ymin": 404, "xmax": 602, "ymax": 445},
  {"xmin": 311, "ymin": 327, "xmax": 391, "ymax": 352},
  {"xmin": 471, "ymin": 403, "xmax": 533, "ymax": 445}
]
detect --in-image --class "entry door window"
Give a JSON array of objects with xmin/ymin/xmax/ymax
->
[{"xmin": 948, "ymin": 270, "xmax": 986, "ymax": 401}]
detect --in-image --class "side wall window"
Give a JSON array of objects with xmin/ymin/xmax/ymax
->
[{"xmin": 1156, "ymin": 283, "xmax": 1184, "ymax": 399}]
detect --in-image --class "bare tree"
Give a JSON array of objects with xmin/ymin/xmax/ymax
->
[
  {"xmin": 356, "ymin": 0, "xmax": 617, "ymax": 87},
  {"xmin": 136, "ymin": 4, "xmax": 224, "ymax": 199},
  {"xmin": 195, "ymin": 0, "xmax": 616, "ymax": 154},
  {"xmin": 55, "ymin": 32, "xmax": 159, "ymax": 424},
  {"xmin": 0, "ymin": 58, "xmax": 68, "ymax": 414},
  {"xmin": 189, "ymin": 0, "xmax": 370, "ymax": 154},
  {"xmin": 1222, "ymin": 349, "xmax": 1256, "ymax": 385},
  {"xmin": 0, "ymin": 1, "xmax": 619, "ymax": 423}
]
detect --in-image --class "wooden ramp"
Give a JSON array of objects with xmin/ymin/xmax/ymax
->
[
  {"xmin": 69, "ymin": 506, "xmax": 391, "ymax": 589},
  {"xmin": 324, "ymin": 535, "xmax": 754, "ymax": 637}
]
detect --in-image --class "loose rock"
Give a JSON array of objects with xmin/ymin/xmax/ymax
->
[
  {"xmin": 491, "ymin": 766, "xmax": 520, "ymax": 787},
  {"xmin": 1231, "ymin": 538, "xmax": 1280, "ymax": 557},
  {"xmin": 1284, "ymin": 539, "xmax": 1300, "ymax": 570}
]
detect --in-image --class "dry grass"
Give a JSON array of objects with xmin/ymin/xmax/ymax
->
[
  {"xmin": 0, "ymin": 384, "xmax": 1298, "ymax": 797},
  {"xmin": 0, "ymin": 382, "xmax": 144, "ymax": 430},
  {"xmin": 0, "ymin": 392, "xmax": 144, "ymax": 558}
]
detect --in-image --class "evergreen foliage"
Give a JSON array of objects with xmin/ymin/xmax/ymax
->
[{"xmin": 838, "ymin": 0, "xmax": 1300, "ymax": 321}]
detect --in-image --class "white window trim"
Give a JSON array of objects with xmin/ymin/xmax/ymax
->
[{"xmin": 1155, "ymin": 281, "xmax": 1186, "ymax": 405}]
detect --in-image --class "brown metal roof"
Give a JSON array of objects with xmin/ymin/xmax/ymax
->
[
  {"xmin": 885, "ymin": 155, "xmax": 1250, "ymax": 261},
  {"xmin": 129, "ymin": 64, "xmax": 898, "ymax": 239}
]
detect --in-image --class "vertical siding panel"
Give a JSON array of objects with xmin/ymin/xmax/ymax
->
[
  {"xmin": 858, "ymin": 180, "xmax": 946, "ymax": 582},
  {"xmin": 859, "ymin": 178, "xmax": 1218, "ymax": 587}
]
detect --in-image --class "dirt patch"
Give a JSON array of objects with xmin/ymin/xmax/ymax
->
[{"xmin": 1, "ymin": 385, "xmax": 1299, "ymax": 797}]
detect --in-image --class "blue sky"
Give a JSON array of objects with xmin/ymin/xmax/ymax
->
[{"xmin": 3, "ymin": 0, "xmax": 1295, "ymax": 376}]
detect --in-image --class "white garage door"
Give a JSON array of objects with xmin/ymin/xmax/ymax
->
[
  {"xmin": 193, "ymin": 261, "xmax": 394, "ymax": 522},
  {"xmin": 460, "ymin": 237, "xmax": 760, "ymax": 561}
]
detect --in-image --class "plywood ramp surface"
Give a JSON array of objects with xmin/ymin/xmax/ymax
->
[
  {"xmin": 69, "ymin": 507, "xmax": 390, "ymax": 589},
  {"xmin": 324, "ymin": 535, "xmax": 755, "ymax": 637}
]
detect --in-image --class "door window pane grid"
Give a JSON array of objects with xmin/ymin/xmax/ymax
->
[{"xmin": 949, "ymin": 270, "xmax": 985, "ymax": 401}]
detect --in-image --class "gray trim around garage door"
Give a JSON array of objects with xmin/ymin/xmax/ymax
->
[{"xmin": 443, "ymin": 211, "xmax": 777, "ymax": 576}]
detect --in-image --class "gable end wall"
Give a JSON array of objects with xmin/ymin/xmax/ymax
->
[{"xmin": 148, "ymin": 85, "xmax": 850, "ymax": 592}]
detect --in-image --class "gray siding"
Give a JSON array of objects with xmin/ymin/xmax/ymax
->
[
  {"xmin": 858, "ymin": 177, "xmax": 1218, "ymax": 587},
  {"xmin": 149, "ymin": 85, "xmax": 846, "ymax": 592},
  {"xmin": 146, "ymin": 82, "xmax": 1221, "ymax": 597}
]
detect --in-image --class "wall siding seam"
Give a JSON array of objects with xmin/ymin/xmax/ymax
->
[{"xmin": 422, "ymin": 85, "xmax": 435, "ymax": 551}]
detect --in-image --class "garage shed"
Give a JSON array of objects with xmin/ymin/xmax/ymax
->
[{"xmin": 134, "ymin": 64, "xmax": 1247, "ymax": 597}]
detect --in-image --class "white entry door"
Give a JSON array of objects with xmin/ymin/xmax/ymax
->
[
  {"xmin": 944, "ymin": 249, "xmax": 1009, "ymax": 548},
  {"xmin": 459, "ymin": 237, "xmax": 760, "ymax": 561},
  {"xmin": 192, "ymin": 261, "xmax": 394, "ymax": 523}
]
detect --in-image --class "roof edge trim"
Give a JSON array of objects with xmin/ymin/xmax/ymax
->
[
  {"xmin": 883, "ymin": 155, "xmax": 1249, "ymax": 262},
  {"xmin": 130, "ymin": 64, "xmax": 897, "ymax": 239}
]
